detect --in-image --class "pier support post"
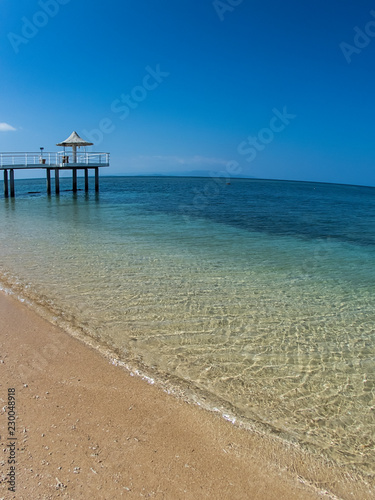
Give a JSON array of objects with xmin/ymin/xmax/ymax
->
[
  {"xmin": 55, "ymin": 169, "xmax": 60, "ymax": 194},
  {"xmin": 84, "ymin": 168, "xmax": 89, "ymax": 192},
  {"xmin": 46, "ymin": 169, "xmax": 51, "ymax": 195},
  {"xmin": 95, "ymin": 167, "xmax": 99, "ymax": 192},
  {"xmin": 3, "ymin": 170, "xmax": 9, "ymax": 198},
  {"xmin": 72, "ymin": 169, "xmax": 77, "ymax": 192},
  {"xmin": 10, "ymin": 169, "xmax": 15, "ymax": 198}
]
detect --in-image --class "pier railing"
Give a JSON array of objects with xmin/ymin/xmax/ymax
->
[{"xmin": 0, "ymin": 152, "xmax": 110, "ymax": 168}]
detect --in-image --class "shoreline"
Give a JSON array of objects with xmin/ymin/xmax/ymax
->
[{"xmin": 0, "ymin": 290, "xmax": 373, "ymax": 499}]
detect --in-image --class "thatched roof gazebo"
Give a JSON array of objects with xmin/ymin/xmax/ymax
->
[{"xmin": 56, "ymin": 131, "xmax": 93, "ymax": 163}]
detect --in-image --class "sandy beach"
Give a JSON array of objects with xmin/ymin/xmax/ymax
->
[{"xmin": 0, "ymin": 290, "xmax": 372, "ymax": 499}]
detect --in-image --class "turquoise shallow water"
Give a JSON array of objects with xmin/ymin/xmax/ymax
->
[{"xmin": 0, "ymin": 176, "xmax": 374, "ymax": 477}]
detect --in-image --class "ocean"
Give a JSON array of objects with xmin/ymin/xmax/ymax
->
[{"xmin": 0, "ymin": 175, "xmax": 374, "ymax": 481}]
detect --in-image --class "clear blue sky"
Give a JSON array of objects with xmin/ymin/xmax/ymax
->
[{"xmin": 1, "ymin": 0, "xmax": 375, "ymax": 186}]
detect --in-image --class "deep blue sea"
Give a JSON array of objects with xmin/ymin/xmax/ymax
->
[{"xmin": 0, "ymin": 175, "xmax": 374, "ymax": 480}]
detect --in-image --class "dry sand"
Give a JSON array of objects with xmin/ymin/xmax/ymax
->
[{"xmin": 0, "ymin": 290, "xmax": 372, "ymax": 499}]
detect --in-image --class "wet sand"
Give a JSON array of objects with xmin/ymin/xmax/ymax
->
[{"xmin": 0, "ymin": 290, "xmax": 372, "ymax": 499}]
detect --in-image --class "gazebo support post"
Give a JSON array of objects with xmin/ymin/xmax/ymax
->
[
  {"xmin": 46, "ymin": 169, "xmax": 51, "ymax": 195},
  {"xmin": 84, "ymin": 168, "xmax": 89, "ymax": 192},
  {"xmin": 10, "ymin": 169, "xmax": 15, "ymax": 198},
  {"xmin": 3, "ymin": 170, "xmax": 9, "ymax": 198},
  {"xmin": 55, "ymin": 169, "xmax": 60, "ymax": 194},
  {"xmin": 95, "ymin": 167, "xmax": 99, "ymax": 192},
  {"xmin": 72, "ymin": 169, "xmax": 77, "ymax": 192}
]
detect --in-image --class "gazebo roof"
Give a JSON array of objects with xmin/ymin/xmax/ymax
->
[{"xmin": 56, "ymin": 131, "xmax": 93, "ymax": 147}]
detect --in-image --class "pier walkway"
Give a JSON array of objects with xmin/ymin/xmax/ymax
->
[{"xmin": 0, "ymin": 152, "xmax": 110, "ymax": 197}]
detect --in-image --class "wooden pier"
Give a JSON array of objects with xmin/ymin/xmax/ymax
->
[{"xmin": 0, "ymin": 151, "xmax": 110, "ymax": 198}]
